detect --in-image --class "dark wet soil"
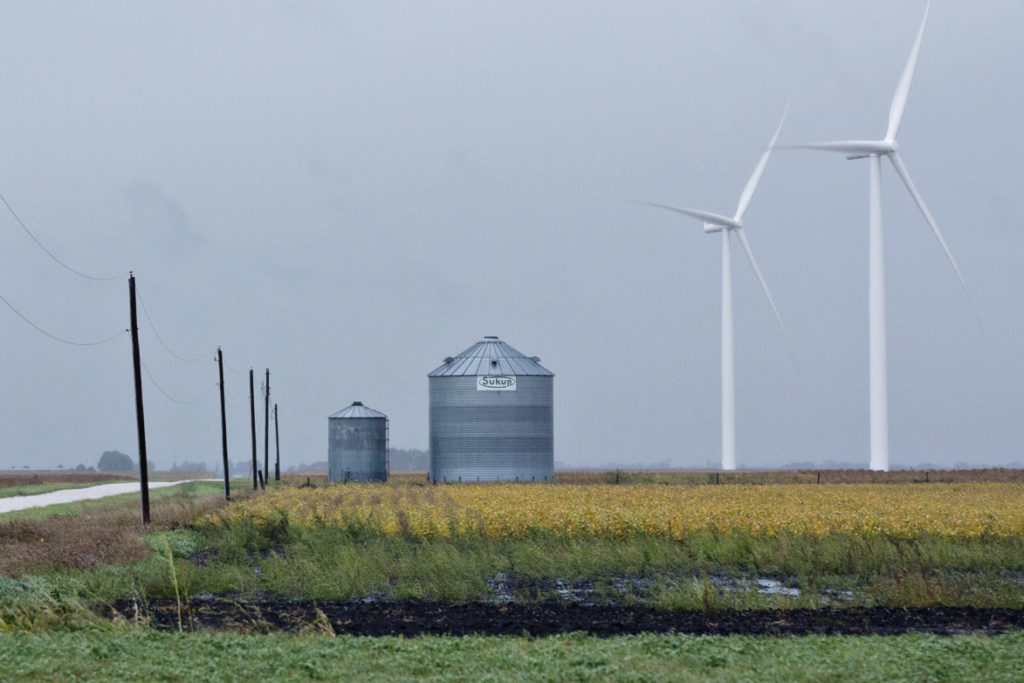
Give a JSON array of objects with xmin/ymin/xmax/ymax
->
[{"xmin": 110, "ymin": 599, "xmax": 1024, "ymax": 637}]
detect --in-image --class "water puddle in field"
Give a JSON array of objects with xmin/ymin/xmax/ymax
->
[
  {"xmin": 1002, "ymin": 571, "xmax": 1024, "ymax": 586},
  {"xmin": 710, "ymin": 576, "xmax": 801, "ymax": 597},
  {"xmin": 482, "ymin": 573, "xmax": 858, "ymax": 605}
]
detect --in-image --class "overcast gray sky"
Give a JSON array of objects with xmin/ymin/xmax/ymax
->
[{"xmin": 1, "ymin": 1, "xmax": 1021, "ymax": 471}]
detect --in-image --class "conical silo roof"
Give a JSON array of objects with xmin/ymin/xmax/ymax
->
[
  {"xmin": 429, "ymin": 336, "xmax": 554, "ymax": 377},
  {"xmin": 329, "ymin": 401, "xmax": 387, "ymax": 419}
]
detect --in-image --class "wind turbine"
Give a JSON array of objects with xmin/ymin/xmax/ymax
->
[
  {"xmin": 642, "ymin": 110, "xmax": 788, "ymax": 471},
  {"xmin": 787, "ymin": 2, "xmax": 972, "ymax": 472}
]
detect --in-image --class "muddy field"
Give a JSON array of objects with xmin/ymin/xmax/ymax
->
[{"xmin": 113, "ymin": 599, "xmax": 1024, "ymax": 637}]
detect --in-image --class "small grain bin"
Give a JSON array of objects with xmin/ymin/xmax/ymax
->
[
  {"xmin": 428, "ymin": 336, "xmax": 553, "ymax": 482},
  {"xmin": 328, "ymin": 402, "xmax": 388, "ymax": 482}
]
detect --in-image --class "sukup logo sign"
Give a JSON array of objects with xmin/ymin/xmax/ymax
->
[{"xmin": 477, "ymin": 375, "xmax": 517, "ymax": 391}]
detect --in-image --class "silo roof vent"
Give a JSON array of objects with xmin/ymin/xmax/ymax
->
[
  {"xmin": 329, "ymin": 402, "xmax": 387, "ymax": 419},
  {"xmin": 429, "ymin": 336, "xmax": 553, "ymax": 377}
]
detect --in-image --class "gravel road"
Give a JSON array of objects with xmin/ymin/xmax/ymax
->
[{"xmin": 0, "ymin": 480, "xmax": 218, "ymax": 514}]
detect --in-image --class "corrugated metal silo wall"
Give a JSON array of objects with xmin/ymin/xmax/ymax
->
[
  {"xmin": 328, "ymin": 417, "xmax": 388, "ymax": 482},
  {"xmin": 429, "ymin": 375, "xmax": 553, "ymax": 482}
]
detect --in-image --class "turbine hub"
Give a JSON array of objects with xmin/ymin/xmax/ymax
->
[{"xmin": 871, "ymin": 139, "xmax": 897, "ymax": 155}]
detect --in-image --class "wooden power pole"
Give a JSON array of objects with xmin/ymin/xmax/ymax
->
[
  {"xmin": 218, "ymin": 347, "xmax": 229, "ymax": 500},
  {"xmin": 274, "ymin": 403, "xmax": 280, "ymax": 481},
  {"xmin": 249, "ymin": 368, "xmax": 257, "ymax": 491},
  {"xmin": 128, "ymin": 273, "xmax": 150, "ymax": 524},
  {"xmin": 263, "ymin": 368, "xmax": 270, "ymax": 486}
]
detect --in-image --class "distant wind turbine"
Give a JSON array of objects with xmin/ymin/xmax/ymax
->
[
  {"xmin": 785, "ymin": 1, "xmax": 973, "ymax": 472},
  {"xmin": 641, "ymin": 109, "xmax": 788, "ymax": 471}
]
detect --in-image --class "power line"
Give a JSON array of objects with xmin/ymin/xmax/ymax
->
[
  {"xmin": 0, "ymin": 289, "xmax": 124, "ymax": 346},
  {"xmin": 222, "ymin": 356, "xmax": 246, "ymax": 375},
  {"xmin": 137, "ymin": 292, "xmax": 213, "ymax": 363},
  {"xmin": 0, "ymin": 191, "xmax": 128, "ymax": 282},
  {"xmin": 141, "ymin": 362, "xmax": 218, "ymax": 405}
]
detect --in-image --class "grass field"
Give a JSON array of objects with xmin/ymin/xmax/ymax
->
[
  {"xmin": 1, "ymin": 469, "xmax": 1021, "ymax": 680},
  {"xmin": 3, "ymin": 475, "xmax": 1024, "ymax": 607},
  {"xmin": 0, "ymin": 630, "xmax": 1021, "ymax": 682}
]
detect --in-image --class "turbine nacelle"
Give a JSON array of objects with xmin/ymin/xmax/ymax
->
[
  {"xmin": 846, "ymin": 140, "xmax": 897, "ymax": 158},
  {"xmin": 703, "ymin": 223, "xmax": 730, "ymax": 234},
  {"xmin": 790, "ymin": 139, "xmax": 897, "ymax": 157}
]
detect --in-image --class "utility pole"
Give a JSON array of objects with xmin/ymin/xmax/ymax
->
[
  {"xmin": 274, "ymin": 403, "xmax": 280, "ymax": 481},
  {"xmin": 263, "ymin": 368, "xmax": 270, "ymax": 486},
  {"xmin": 249, "ymin": 368, "xmax": 257, "ymax": 491},
  {"xmin": 128, "ymin": 273, "xmax": 150, "ymax": 524},
  {"xmin": 218, "ymin": 347, "xmax": 229, "ymax": 501}
]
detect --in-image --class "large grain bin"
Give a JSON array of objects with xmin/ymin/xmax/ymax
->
[
  {"xmin": 328, "ymin": 402, "xmax": 388, "ymax": 482},
  {"xmin": 428, "ymin": 336, "xmax": 553, "ymax": 482}
]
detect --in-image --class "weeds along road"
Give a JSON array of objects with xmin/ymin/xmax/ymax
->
[{"xmin": 0, "ymin": 480, "xmax": 218, "ymax": 514}]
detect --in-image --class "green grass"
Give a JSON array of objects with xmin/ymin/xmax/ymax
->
[
  {"xmin": 0, "ymin": 629, "xmax": 1020, "ymax": 681},
  {"xmin": 34, "ymin": 525, "xmax": 1022, "ymax": 610},
  {"xmin": 156, "ymin": 520, "xmax": 1024, "ymax": 604}
]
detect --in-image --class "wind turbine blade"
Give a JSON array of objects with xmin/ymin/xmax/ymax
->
[
  {"xmin": 887, "ymin": 152, "xmax": 982, "ymax": 326},
  {"xmin": 636, "ymin": 201, "xmax": 738, "ymax": 228},
  {"xmin": 735, "ymin": 228, "xmax": 787, "ymax": 340},
  {"xmin": 734, "ymin": 104, "xmax": 788, "ymax": 222},
  {"xmin": 887, "ymin": 1, "xmax": 929, "ymax": 141},
  {"xmin": 780, "ymin": 141, "xmax": 882, "ymax": 155}
]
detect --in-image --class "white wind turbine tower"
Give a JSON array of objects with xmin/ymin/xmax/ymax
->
[
  {"xmin": 788, "ymin": 2, "xmax": 973, "ymax": 472},
  {"xmin": 643, "ymin": 110, "xmax": 788, "ymax": 471}
]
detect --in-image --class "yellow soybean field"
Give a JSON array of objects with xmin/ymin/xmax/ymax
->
[{"xmin": 208, "ymin": 482, "xmax": 1024, "ymax": 540}]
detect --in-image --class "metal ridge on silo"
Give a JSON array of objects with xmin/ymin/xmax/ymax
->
[{"xmin": 428, "ymin": 336, "xmax": 554, "ymax": 377}]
